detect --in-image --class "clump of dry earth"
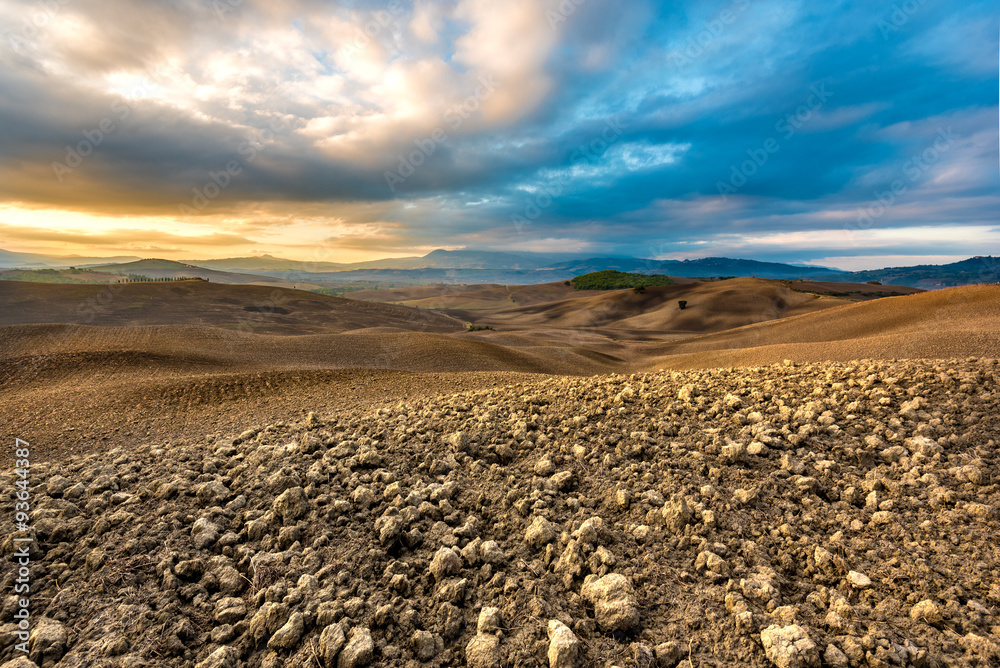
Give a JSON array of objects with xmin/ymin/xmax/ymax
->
[{"xmin": 2, "ymin": 358, "xmax": 999, "ymax": 668}]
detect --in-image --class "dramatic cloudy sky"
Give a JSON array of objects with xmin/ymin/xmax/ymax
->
[{"xmin": 0, "ymin": 0, "xmax": 997, "ymax": 268}]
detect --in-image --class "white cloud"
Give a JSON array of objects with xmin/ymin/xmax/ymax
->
[
  {"xmin": 411, "ymin": 0, "xmax": 449, "ymax": 43},
  {"xmin": 452, "ymin": 0, "xmax": 560, "ymax": 124},
  {"xmin": 616, "ymin": 141, "xmax": 691, "ymax": 170}
]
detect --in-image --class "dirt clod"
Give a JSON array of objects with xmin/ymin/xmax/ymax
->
[{"xmin": 1, "ymin": 357, "xmax": 999, "ymax": 667}]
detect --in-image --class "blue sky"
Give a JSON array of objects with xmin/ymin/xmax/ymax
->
[{"xmin": 0, "ymin": 0, "xmax": 997, "ymax": 268}]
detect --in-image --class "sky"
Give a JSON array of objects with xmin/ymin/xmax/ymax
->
[{"xmin": 0, "ymin": 0, "xmax": 997, "ymax": 270}]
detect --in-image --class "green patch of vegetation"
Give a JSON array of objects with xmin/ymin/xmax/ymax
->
[
  {"xmin": 786, "ymin": 285, "xmax": 908, "ymax": 299},
  {"xmin": 0, "ymin": 268, "xmax": 204, "ymax": 284},
  {"xmin": 570, "ymin": 270, "xmax": 674, "ymax": 290},
  {"xmin": 311, "ymin": 287, "xmax": 345, "ymax": 297},
  {"xmin": 466, "ymin": 324, "xmax": 495, "ymax": 332},
  {"xmin": 118, "ymin": 274, "xmax": 202, "ymax": 282},
  {"xmin": 678, "ymin": 300, "xmax": 688, "ymax": 310}
]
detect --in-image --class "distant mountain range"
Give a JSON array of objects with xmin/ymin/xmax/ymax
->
[
  {"xmin": 190, "ymin": 249, "xmax": 591, "ymax": 273},
  {"xmin": 2, "ymin": 248, "xmax": 997, "ymax": 288},
  {"xmin": 817, "ymin": 256, "xmax": 1000, "ymax": 289},
  {"xmin": 181, "ymin": 251, "xmax": 845, "ymax": 284},
  {"xmin": 0, "ymin": 248, "xmax": 140, "ymax": 269},
  {"xmin": 186, "ymin": 254, "xmax": 349, "ymax": 273},
  {"xmin": 547, "ymin": 256, "xmax": 841, "ymax": 279}
]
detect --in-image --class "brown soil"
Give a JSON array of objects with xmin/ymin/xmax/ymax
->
[
  {"xmin": 0, "ymin": 358, "xmax": 997, "ymax": 667},
  {"xmin": 0, "ymin": 282, "xmax": 461, "ymax": 334},
  {"xmin": 642, "ymin": 284, "xmax": 1000, "ymax": 370},
  {"xmin": 462, "ymin": 278, "xmax": 847, "ymax": 333},
  {"xmin": 1, "ymin": 281, "xmax": 996, "ymax": 468},
  {"xmin": 351, "ymin": 279, "xmax": 918, "ymax": 314},
  {"xmin": 1, "ymin": 278, "xmax": 1000, "ymax": 668}
]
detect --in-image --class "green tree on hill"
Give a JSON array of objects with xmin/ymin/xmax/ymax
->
[{"xmin": 571, "ymin": 270, "xmax": 674, "ymax": 290}]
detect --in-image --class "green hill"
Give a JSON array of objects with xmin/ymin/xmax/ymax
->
[
  {"xmin": 86, "ymin": 259, "xmax": 285, "ymax": 284},
  {"xmin": 0, "ymin": 268, "xmax": 97, "ymax": 283},
  {"xmin": 571, "ymin": 270, "xmax": 675, "ymax": 290}
]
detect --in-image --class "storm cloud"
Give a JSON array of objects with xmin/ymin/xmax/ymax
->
[{"xmin": 0, "ymin": 0, "xmax": 996, "ymax": 266}]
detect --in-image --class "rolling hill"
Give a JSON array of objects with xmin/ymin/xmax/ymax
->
[
  {"xmin": 186, "ymin": 254, "xmax": 349, "ymax": 273},
  {"xmin": 464, "ymin": 278, "xmax": 848, "ymax": 333},
  {"xmin": 818, "ymin": 255, "xmax": 1000, "ymax": 288},
  {"xmin": 187, "ymin": 249, "xmax": 581, "ymax": 275},
  {"xmin": 0, "ymin": 248, "xmax": 140, "ymax": 269},
  {"xmin": 549, "ymin": 256, "xmax": 845, "ymax": 279},
  {"xmin": 348, "ymin": 281, "xmax": 617, "ymax": 309},
  {"xmin": 85, "ymin": 259, "xmax": 325, "ymax": 287},
  {"xmin": 0, "ymin": 267, "xmax": 125, "ymax": 283},
  {"xmin": 0, "ymin": 280, "xmax": 461, "ymax": 333},
  {"xmin": 247, "ymin": 257, "xmax": 848, "ymax": 285},
  {"xmin": 1, "ymin": 277, "xmax": 995, "ymax": 465},
  {"xmin": 11, "ymin": 248, "xmax": 1000, "ymax": 288},
  {"xmin": 186, "ymin": 251, "xmax": 853, "ymax": 285},
  {"xmin": 641, "ymin": 283, "xmax": 1000, "ymax": 369}
]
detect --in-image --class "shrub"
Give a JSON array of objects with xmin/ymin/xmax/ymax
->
[
  {"xmin": 571, "ymin": 270, "xmax": 674, "ymax": 290},
  {"xmin": 867, "ymin": 280, "xmax": 882, "ymax": 285},
  {"xmin": 678, "ymin": 300, "xmax": 688, "ymax": 310},
  {"xmin": 633, "ymin": 285, "xmax": 646, "ymax": 293}
]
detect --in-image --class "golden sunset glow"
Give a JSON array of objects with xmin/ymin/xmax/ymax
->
[{"xmin": 0, "ymin": 0, "xmax": 996, "ymax": 266}]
